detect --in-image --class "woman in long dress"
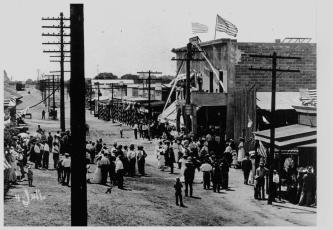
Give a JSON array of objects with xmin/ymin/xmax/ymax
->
[
  {"xmin": 237, "ymin": 138, "xmax": 245, "ymax": 165},
  {"xmin": 156, "ymin": 142, "xmax": 165, "ymax": 170},
  {"xmin": 89, "ymin": 152, "xmax": 103, "ymax": 183},
  {"xmin": 8, "ymin": 148, "xmax": 18, "ymax": 183},
  {"xmin": 231, "ymin": 149, "xmax": 238, "ymax": 168}
]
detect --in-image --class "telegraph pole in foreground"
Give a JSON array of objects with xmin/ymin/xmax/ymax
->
[
  {"xmin": 70, "ymin": 4, "xmax": 87, "ymax": 226},
  {"xmin": 137, "ymin": 70, "xmax": 162, "ymax": 120},
  {"xmin": 249, "ymin": 52, "xmax": 300, "ymax": 205}
]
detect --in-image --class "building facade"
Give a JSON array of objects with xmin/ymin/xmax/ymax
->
[{"xmin": 172, "ymin": 38, "xmax": 316, "ymax": 140}]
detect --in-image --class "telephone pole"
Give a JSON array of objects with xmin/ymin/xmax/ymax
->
[
  {"xmin": 44, "ymin": 74, "xmax": 60, "ymax": 120},
  {"xmin": 249, "ymin": 52, "xmax": 300, "ymax": 205},
  {"xmin": 137, "ymin": 70, "xmax": 162, "ymax": 120},
  {"xmin": 42, "ymin": 12, "xmax": 70, "ymax": 131},
  {"xmin": 171, "ymin": 42, "xmax": 204, "ymax": 134},
  {"xmin": 70, "ymin": 3, "xmax": 87, "ymax": 226}
]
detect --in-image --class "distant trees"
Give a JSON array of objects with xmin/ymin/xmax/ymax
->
[
  {"xmin": 94, "ymin": 72, "xmax": 118, "ymax": 79},
  {"xmin": 25, "ymin": 78, "xmax": 35, "ymax": 84},
  {"xmin": 160, "ymin": 75, "xmax": 173, "ymax": 84},
  {"xmin": 121, "ymin": 74, "xmax": 139, "ymax": 80},
  {"xmin": 92, "ymin": 72, "xmax": 173, "ymax": 84}
]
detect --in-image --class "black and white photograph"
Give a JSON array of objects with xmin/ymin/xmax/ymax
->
[{"xmin": 1, "ymin": 0, "xmax": 331, "ymax": 227}]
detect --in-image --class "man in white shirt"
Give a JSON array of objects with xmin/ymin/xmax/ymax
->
[
  {"xmin": 115, "ymin": 155, "xmax": 124, "ymax": 189},
  {"xmin": 62, "ymin": 153, "xmax": 71, "ymax": 186},
  {"xmin": 127, "ymin": 144, "xmax": 137, "ymax": 177},
  {"xmin": 34, "ymin": 143, "xmax": 41, "ymax": 169},
  {"xmin": 133, "ymin": 123, "xmax": 138, "ymax": 140},
  {"xmin": 200, "ymin": 161, "xmax": 213, "ymax": 189},
  {"xmin": 42, "ymin": 142, "xmax": 50, "ymax": 169}
]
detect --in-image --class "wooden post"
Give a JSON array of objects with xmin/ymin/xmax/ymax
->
[
  {"xmin": 60, "ymin": 12, "xmax": 65, "ymax": 131},
  {"xmin": 185, "ymin": 43, "xmax": 192, "ymax": 134},
  {"xmin": 70, "ymin": 4, "xmax": 87, "ymax": 226},
  {"xmin": 52, "ymin": 75, "xmax": 56, "ymax": 119}
]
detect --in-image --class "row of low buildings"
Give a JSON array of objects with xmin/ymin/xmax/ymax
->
[
  {"xmin": 90, "ymin": 78, "xmax": 174, "ymax": 120},
  {"xmin": 4, "ymin": 86, "xmax": 23, "ymax": 126}
]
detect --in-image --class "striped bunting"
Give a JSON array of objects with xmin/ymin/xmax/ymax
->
[
  {"xmin": 300, "ymin": 88, "xmax": 316, "ymax": 106},
  {"xmin": 4, "ymin": 159, "xmax": 11, "ymax": 169},
  {"xmin": 257, "ymin": 141, "xmax": 267, "ymax": 158},
  {"xmin": 216, "ymin": 14, "xmax": 238, "ymax": 37},
  {"xmin": 192, "ymin": 22, "xmax": 208, "ymax": 34}
]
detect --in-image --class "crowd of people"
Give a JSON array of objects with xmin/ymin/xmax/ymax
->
[
  {"xmin": 85, "ymin": 139, "xmax": 148, "ymax": 189},
  {"xmin": 96, "ymin": 101, "xmax": 173, "ymax": 141},
  {"xmin": 4, "ymin": 118, "xmax": 316, "ymax": 208},
  {"xmin": 4, "ymin": 125, "xmax": 73, "ymax": 192},
  {"xmin": 153, "ymin": 129, "xmax": 316, "ymax": 207}
]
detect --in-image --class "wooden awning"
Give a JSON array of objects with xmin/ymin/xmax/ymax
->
[{"xmin": 254, "ymin": 124, "xmax": 316, "ymax": 150}]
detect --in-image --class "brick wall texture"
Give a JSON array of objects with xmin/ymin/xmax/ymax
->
[{"xmin": 235, "ymin": 42, "xmax": 316, "ymax": 92}]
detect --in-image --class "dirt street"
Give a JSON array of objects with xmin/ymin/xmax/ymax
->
[{"xmin": 4, "ymin": 87, "xmax": 316, "ymax": 226}]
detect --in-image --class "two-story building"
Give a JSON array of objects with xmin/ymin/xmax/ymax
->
[{"xmin": 166, "ymin": 37, "xmax": 316, "ymax": 141}]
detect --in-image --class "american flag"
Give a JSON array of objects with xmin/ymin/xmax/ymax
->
[
  {"xmin": 192, "ymin": 22, "xmax": 208, "ymax": 34},
  {"xmin": 257, "ymin": 141, "xmax": 267, "ymax": 158},
  {"xmin": 215, "ymin": 14, "xmax": 238, "ymax": 37}
]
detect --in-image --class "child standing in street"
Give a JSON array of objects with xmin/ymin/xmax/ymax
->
[
  {"xmin": 27, "ymin": 165, "xmax": 33, "ymax": 187},
  {"xmin": 174, "ymin": 178, "xmax": 185, "ymax": 207}
]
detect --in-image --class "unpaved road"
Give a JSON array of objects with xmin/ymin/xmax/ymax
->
[{"xmin": 4, "ymin": 87, "xmax": 316, "ymax": 226}]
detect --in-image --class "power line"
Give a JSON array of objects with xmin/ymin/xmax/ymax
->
[{"xmin": 137, "ymin": 70, "xmax": 162, "ymax": 123}]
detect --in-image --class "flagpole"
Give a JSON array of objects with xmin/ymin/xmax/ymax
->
[{"xmin": 214, "ymin": 15, "xmax": 217, "ymax": 40}]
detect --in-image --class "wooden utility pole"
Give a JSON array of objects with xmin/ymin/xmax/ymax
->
[
  {"xmin": 111, "ymin": 83, "xmax": 114, "ymax": 122},
  {"xmin": 70, "ymin": 3, "xmax": 87, "ymax": 226},
  {"xmin": 52, "ymin": 75, "xmax": 56, "ymax": 114},
  {"xmin": 97, "ymin": 82, "xmax": 100, "ymax": 118},
  {"xmin": 44, "ymin": 74, "xmax": 60, "ymax": 120},
  {"xmin": 137, "ymin": 70, "xmax": 162, "ymax": 120},
  {"xmin": 171, "ymin": 42, "xmax": 204, "ymax": 134},
  {"xmin": 59, "ymin": 12, "xmax": 66, "ymax": 131},
  {"xmin": 42, "ymin": 12, "xmax": 70, "ymax": 131},
  {"xmin": 249, "ymin": 52, "xmax": 300, "ymax": 205}
]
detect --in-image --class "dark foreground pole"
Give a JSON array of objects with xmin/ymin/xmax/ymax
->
[{"xmin": 70, "ymin": 4, "xmax": 87, "ymax": 226}]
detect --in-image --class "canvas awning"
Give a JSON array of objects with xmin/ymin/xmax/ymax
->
[
  {"xmin": 254, "ymin": 124, "xmax": 316, "ymax": 149},
  {"xmin": 92, "ymin": 96, "xmax": 109, "ymax": 101},
  {"xmin": 158, "ymin": 101, "xmax": 184, "ymax": 127},
  {"xmin": 256, "ymin": 92, "xmax": 303, "ymax": 110}
]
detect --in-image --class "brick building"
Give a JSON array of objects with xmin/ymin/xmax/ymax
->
[{"xmin": 171, "ymin": 38, "xmax": 316, "ymax": 140}]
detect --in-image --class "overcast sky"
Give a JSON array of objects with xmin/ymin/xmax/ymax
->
[{"xmin": 0, "ymin": 0, "xmax": 317, "ymax": 81}]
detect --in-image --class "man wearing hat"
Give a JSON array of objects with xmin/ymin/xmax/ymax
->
[
  {"xmin": 99, "ymin": 151, "xmax": 110, "ymax": 185},
  {"xmin": 127, "ymin": 144, "xmax": 137, "ymax": 177},
  {"xmin": 184, "ymin": 156, "xmax": 195, "ymax": 197},
  {"xmin": 298, "ymin": 166, "xmax": 316, "ymax": 206},
  {"xmin": 241, "ymin": 153, "xmax": 252, "ymax": 185},
  {"xmin": 165, "ymin": 141, "xmax": 175, "ymax": 174},
  {"xmin": 200, "ymin": 160, "xmax": 213, "ymax": 190},
  {"xmin": 255, "ymin": 161, "xmax": 267, "ymax": 200},
  {"xmin": 137, "ymin": 145, "xmax": 147, "ymax": 175}
]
